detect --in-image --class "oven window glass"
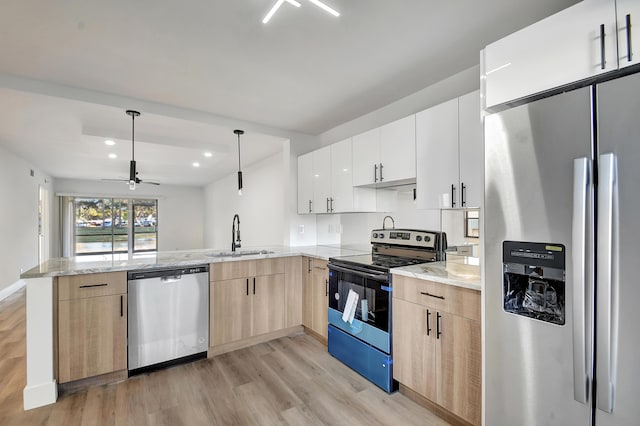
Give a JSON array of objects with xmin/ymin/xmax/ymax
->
[{"xmin": 329, "ymin": 268, "xmax": 389, "ymax": 332}]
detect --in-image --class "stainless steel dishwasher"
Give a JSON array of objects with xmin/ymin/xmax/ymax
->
[{"xmin": 127, "ymin": 265, "xmax": 209, "ymax": 375}]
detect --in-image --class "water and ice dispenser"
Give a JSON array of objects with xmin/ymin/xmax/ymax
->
[{"xmin": 503, "ymin": 241, "xmax": 566, "ymax": 325}]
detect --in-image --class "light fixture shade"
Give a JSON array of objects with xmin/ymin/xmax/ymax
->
[{"xmin": 238, "ymin": 171, "xmax": 243, "ymax": 195}]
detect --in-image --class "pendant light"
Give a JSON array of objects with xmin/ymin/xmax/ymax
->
[
  {"xmin": 234, "ymin": 129, "xmax": 244, "ymax": 195},
  {"xmin": 127, "ymin": 110, "xmax": 140, "ymax": 190}
]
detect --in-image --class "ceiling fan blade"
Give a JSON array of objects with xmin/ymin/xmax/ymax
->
[
  {"xmin": 139, "ymin": 180, "xmax": 161, "ymax": 186},
  {"xmin": 101, "ymin": 178, "xmax": 128, "ymax": 182}
]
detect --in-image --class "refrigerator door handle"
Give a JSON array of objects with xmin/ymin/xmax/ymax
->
[
  {"xmin": 597, "ymin": 152, "xmax": 618, "ymax": 414},
  {"xmin": 572, "ymin": 157, "xmax": 591, "ymax": 404}
]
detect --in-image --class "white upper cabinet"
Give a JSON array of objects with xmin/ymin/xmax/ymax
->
[
  {"xmin": 617, "ymin": 0, "xmax": 640, "ymax": 69},
  {"xmin": 484, "ymin": 0, "xmax": 617, "ymax": 109},
  {"xmin": 458, "ymin": 91, "xmax": 483, "ymax": 209},
  {"xmin": 352, "ymin": 128, "xmax": 380, "ymax": 186},
  {"xmin": 379, "ymin": 115, "xmax": 416, "ymax": 183},
  {"xmin": 297, "ymin": 138, "xmax": 377, "ymax": 214},
  {"xmin": 416, "ymin": 98, "xmax": 459, "ymax": 209},
  {"xmin": 416, "ymin": 91, "xmax": 483, "ymax": 210},
  {"xmin": 312, "ymin": 146, "xmax": 332, "ymax": 214},
  {"xmin": 297, "ymin": 152, "xmax": 314, "ymax": 214},
  {"xmin": 352, "ymin": 115, "xmax": 416, "ymax": 187}
]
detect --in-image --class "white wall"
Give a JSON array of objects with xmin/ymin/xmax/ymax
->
[
  {"xmin": 319, "ymin": 65, "xmax": 480, "ymax": 146},
  {"xmin": 0, "ymin": 145, "xmax": 54, "ymax": 292},
  {"xmin": 204, "ymin": 150, "xmax": 289, "ymax": 250},
  {"xmin": 54, "ymin": 179, "xmax": 205, "ymax": 252}
]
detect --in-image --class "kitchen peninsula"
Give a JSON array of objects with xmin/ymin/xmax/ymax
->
[{"xmin": 21, "ymin": 244, "xmax": 481, "ymax": 426}]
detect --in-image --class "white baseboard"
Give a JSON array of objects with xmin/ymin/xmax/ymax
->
[
  {"xmin": 23, "ymin": 380, "xmax": 58, "ymax": 410},
  {"xmin": 0, "ymin": 279, "xmax": 26, "ymax": 302}
]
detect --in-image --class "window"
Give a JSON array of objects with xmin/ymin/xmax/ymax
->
[
  {"xmin": 464, "ymin": 209, "xmax": 480, "ymax": 238},
  {"xmin": 73, "ymin": 197, "xmax": 157, "ymax": 256}
]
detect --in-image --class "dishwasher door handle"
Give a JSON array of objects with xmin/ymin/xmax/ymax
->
[{"xmin": 161, "ymin": 275, "xmax": 182, "ymax": 283}]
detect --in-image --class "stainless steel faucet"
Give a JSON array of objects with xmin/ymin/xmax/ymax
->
[
  {"xmin": 231, "ymin": 214, "xmax": 241, "ymax": 252},
  {"xmin": 382, "ymin": 215, "xmax": 395, "ymax": 230}
]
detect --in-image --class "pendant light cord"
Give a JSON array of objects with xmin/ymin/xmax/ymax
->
[
  {"xmin": 237, "ymin": 133, "xmax": 242, "ymax": 171},
  {"xmin": 131, "ymin": 113, "xmax": 135, "ymax": 161}
]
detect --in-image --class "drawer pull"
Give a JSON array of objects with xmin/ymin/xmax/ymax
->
[
  {"xmin": 79, "ymin": 283, "xmax": 108, "ymax": 289},
  {"xmin": 420, "ymin": 291, "xmax": 445, "ymax": 300}
]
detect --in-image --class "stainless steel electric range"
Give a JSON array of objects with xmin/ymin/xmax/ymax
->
[{"xmin": 327, "ymin": 228, "xmax": 446, "ymax": 392}]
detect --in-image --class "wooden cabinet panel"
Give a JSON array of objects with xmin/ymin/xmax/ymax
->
[
  {"xmin": 284, "ymin": 256, "xmax": 303, "ymax": 327},
  {"xmin": 311, "ymin": 260, "xmax": 328, "ymax": 339},
  {"xmin": 255, "ymin": 258, "xmax": 285, "ymax": 276},
  {"xmin": 302, "ymin": 257, "xmax": 313, "ymax": 328},
  {"xmin": 437, "ymin": 312, "xmax": 482, "ymax": 426},
  {"xmin": 210, "ymin": 260, "xmax": 256, "ymax": 281},
  {"xmin": 252, "ymin": 274, "xmax": 285, "ymax": 336},
  {"xmin": 210, "ymin": 278, "xmax": 252, "ymax": 346},
  {"xmin": 58, "ymin": 294, "xmax": 127, "ymax": 383},
  {"xmin": 392, "ymin": 298, "xmax": 437, "ymax": 401},
  {"xmin": 393, "ymin": 275, "xmax": 480, "ymax": 321},
  {"xmin": 58, "ymin": 272, "xmax": 126, "ymax": 300}
]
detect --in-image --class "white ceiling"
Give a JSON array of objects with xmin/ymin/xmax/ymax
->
[{"xmin": 0, "ymin": 0, "xmax": 579, "ymax": 186}]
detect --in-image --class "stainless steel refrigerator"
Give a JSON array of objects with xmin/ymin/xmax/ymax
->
[{"xmin": 484, "ymin": 70, "xmax": 640, "ymax": 426}]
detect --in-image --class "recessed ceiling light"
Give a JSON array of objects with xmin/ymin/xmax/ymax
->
[
  {"xmin": 204, "ymin": 152, "xmax": 212, "ymax": 158},
  {"xmin": 108, "ymin": 153, "xmax": 117, "ymax": 159},
  {"xmin": 104, "ymin": 140, "xmax": 115, "ymax": 146},
  {"xmin": 193, "ymin": 162, "xmax": 200, "ymax": 167}
]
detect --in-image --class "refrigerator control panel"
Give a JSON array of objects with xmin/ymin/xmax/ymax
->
[{"xmin": 502, "ymin": 241, "xmax": 566, "ymax": 325}]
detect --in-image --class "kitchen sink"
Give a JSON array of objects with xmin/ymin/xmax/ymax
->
[{"xmin": 205, "ymin": 250, "xmax": 274, "ymax": 258}]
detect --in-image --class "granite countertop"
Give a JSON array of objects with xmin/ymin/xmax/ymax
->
[
  {"xmin": 391, "ymin": 261, "xmax": 481, "ymax": 291},
  {"xmin": 20, "ymin": 244, "xmax": 371, "ymax": 279}
]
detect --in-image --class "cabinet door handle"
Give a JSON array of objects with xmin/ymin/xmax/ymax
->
[
  {"xmin": 461, "ymin": 182, "xmax": 467, "ymax": 207},
  {"xmin": 325, "ymin": 279, "xmax": 329, "ymax": 296},
  {"xmin": 420, "ymin": 291, "xmax": 445, "ymax": 300},
  {"xmin": 600, "ymin": 24, "xmax": 606, "ymax": 70},
  {"xmin": 79, "ymin": 283, "xmax": 108, "ymax": 289},
  {"xmin": 326, "ymin": 197, "xmax": 330, "ymax": 213},
  {"xmin": 436, "ymin": 312, "xmax": 442, "ymax": 339},
  {"xmin": 426, "ymin": 309, "xmax": 432, "ymax": 336},
  {"xmin": 246, "ymin": 278, "xmax": 249, "ymax": 296},
  {"xmin": 451, "ymin": 184, "xmax": 457, "ymax": 207},
  {"xmin": 330, "ymin": 197, "xmax": 334, "ymax": 212},
  {"xmin": 308, "ymin": 199, "xmax": 312, "ymax": 213},
  {"xmin": 374, "ymin": 164, "xmax": 378, "ymax": 182},
  {"xmin": 120, "ymin": 295, "xmax": 123, "ymax": 317},
  {"xmin": 253, "ymin": 277, "xmax": 256, "ymax": 295},
  {"xmin": 626, "ymin": 14, "xmax": 633, "ymax": 62},
  {"xmin": 379, "ymin": 163, "xmax": 384, "ymax": 181},
  {"xmin": 308, "ymin": 258, "xmax": 312, "ymax": 273}
]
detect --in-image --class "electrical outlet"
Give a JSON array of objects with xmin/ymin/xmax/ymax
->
[{"xmin": 298, "ymin": 225, "xmax": 305, "ymax": 234}]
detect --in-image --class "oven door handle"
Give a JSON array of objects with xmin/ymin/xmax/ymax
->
[{"xmin": 328, "ymin": 264, "xmax": 389, "ymax": 282}]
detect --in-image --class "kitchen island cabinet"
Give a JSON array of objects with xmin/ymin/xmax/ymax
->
[{"xmin": 57, "ymin": 272, "xmax": 127, "ymax": 383}]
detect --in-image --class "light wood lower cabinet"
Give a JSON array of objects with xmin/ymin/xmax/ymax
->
[
  {"xmin": 302, "ymin": 257, "xmax": 328, "ymax": 340},
  {"xmin": 57, "ymin": 272, "xmax": 127, "ymax": 383},
  {"xmin": 210, "ymin": 259, "xmax": 286, "ymax": 347},
  {"xmin": 392, "ymin": 275, "xmax": 481, "ymax": 426}
]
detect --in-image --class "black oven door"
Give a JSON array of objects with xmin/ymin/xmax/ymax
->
[{"xmin": 328, "ymin": 263, "xmax": 390, "ymax": 333}]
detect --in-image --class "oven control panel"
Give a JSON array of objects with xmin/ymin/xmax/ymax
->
[{"xmin": 371, "ymin": 229, "xmax": 439, "ymax": 249}]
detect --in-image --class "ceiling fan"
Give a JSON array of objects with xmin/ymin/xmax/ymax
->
[{"xmin": 103, "ymin": 110, "xmax": 160, "ymax": 190}]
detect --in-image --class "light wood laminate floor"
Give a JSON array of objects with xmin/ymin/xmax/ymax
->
[{"xmin": 0, "ymin": 288, "xmax": 449, "ymax": 425}]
